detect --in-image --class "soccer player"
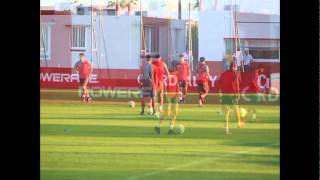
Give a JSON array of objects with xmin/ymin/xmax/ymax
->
[
  {"xmin": 74, "ymin": 53, "xmax": 93, "ymax": 102},
  {"xmin": 152, "ymin": 54, "xmax": 169, "ymax": 112},
  {"xmin": 196, "ymin": 57, "xmax": 210, "ymax": 107},
  {"xmin": 176, "ymin": 54, "xmax": 191, "ymax": 103},
  {"xmin": 139, "ymin": 55, "xmax": 156, "ymax": 115},
  {"xmin": 154, "ymin": 61, "xmax": 180, "ymax": 135},
  {"xmin": 233, "ymin": 48, "xmax": 244, "ymax": 72},
  {"xmin": 243, "ymin": 48, "xmax": 253, "ymax": 72},
  {"xmin": 218, "ymin": 62, "xmax": 245, "ymax": 134},
  {"xmin": 247, "ymin": 64, "xmax": 265, "ymax": 121}
]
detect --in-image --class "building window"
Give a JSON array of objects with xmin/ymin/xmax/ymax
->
[
  {"xmin": 175, "ymin": 29, "xmax": 181, "ymax": 53},
  {"xmin": 40, "ymin": 24, "xmax": 51, "ymax": 60},
  {"xmin": 225, "ymin": 39, "xmax": 280, "ymax": 60},
  {"xmin": 71, "ymin": 26, "xmax": 86, "ymax": 49},
  {"xmin": 224, "ymin": 39, "xmax": 245, "ymax": 55},
  {"xmin": 249, "ymin": 47, "xmax": 279, "ymax": 59},
  {"xmin": 144, "ymin": 26, "xmax": 159, "ymax": 53},
  {"xmin": 106, "ymin": 9, "xmax": 116, "ymax": 16}
]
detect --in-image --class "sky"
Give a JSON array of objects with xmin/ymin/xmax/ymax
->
[{"xmin": 41, "ymin": 0, "xmax": 280, "ymax": 19}]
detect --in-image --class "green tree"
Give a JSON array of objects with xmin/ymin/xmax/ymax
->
[
  {"xmin": 193, "ymin": 0, "xmax": 200, "ymax": 10},
  {"xmin": 178, "ymin": 0, "xmax": 181, "ymax": 19},
  {"xmin": 107, "ymin": 0, "xmax": 138, "ymax": 15}
]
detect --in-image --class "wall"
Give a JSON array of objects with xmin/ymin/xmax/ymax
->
[
  {"xmin": 71, "ymin": 15, "xmax": 141, "ymax": 70},
  {"xmin": 199, "ymin": 11, "xmax": 230, "ymax": 61},
  {"xmin": 41, "ymin": 14, "xmax": 187, "ymax": 71},
  {"xmin": 40, "ymin": 61, "xmax": 278, "ymax": 94},
  {"xmin": 142, "ymin": 17, "xmax": 187, "ymax": 66},
  {"xmin": 198, "ymin": 10, "xmax": 280, "ymax": 61},
  {"xmin": 40, "ymin": 15, "xmax": 72, "ymax": 68},
  {"xmin": 169, "ymin": 19, "xmax": 187, "ymax": 61},
  {"xmin": 158, "ymin": 25, "xmax": 169, "ymax": 64}
]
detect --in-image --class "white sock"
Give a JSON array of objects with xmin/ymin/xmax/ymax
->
[
  {"xmin": 170, "ymin": 124, "xmax": 174, "ymax": 129},
  {"xmin": 252, "ymin": 114, "xmax": 256, "ymax": 120}
]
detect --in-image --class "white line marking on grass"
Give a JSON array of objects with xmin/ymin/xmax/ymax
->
[{"xmin": 126, "ymin": 143, "xmax": 279, "ymax": 180}]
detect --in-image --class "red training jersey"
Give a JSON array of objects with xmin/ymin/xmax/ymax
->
[
  {"xmin": 218, "ymin": 70, "xmax": 239, "ymax": 94},
  {"xmin": 152, "ymin": 58, "xmax": 166, "ymax": 82},
  {"xmin": 176, "ymin": 62, "xmax": 190, "ymax": 81},
  {"xmin": 196, "ymin": 63, "xmax": 209, "ymax": 83},
  {"xmin": 75, "ymin": 60, "xmax": 92, "ymax": 79},
  {"xmin": 249, "ymin": 71, "xmax": 260, "ymax": 93}
]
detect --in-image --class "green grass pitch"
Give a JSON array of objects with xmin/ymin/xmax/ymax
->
[{"xmin": 41, "ymin": 99, "xmax": 279, "ymax": 180}]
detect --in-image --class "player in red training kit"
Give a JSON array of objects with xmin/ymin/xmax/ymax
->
[
  {"xmin": 154, "ymin": 61, "xmax": 180, "ymax": 135},
  {"xmin": 218, "ymin": 62, "xmax": 244, "ymax": 134},
  {"xmin": 246, "ymin": 64, "xmax": 265, "ymax": 121},
  {"xmin": 196, "ymin": 57, "xmax": 210, "ymax": 107},
  {"xmin": 152, "ymin": 54, "xmax": 169, "ymax": 112},
  {"xmin": 176, "ymin": 54, "xmax": 191, "ymax": 103},
  {"xmin": 74, "ymin": 53, "xmax": 93, "ymax": 102}
]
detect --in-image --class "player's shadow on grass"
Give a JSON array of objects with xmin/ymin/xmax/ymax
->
[
  {"xmin": 41, "ymin": 113, "xmax": 155, "ymax": 121},
  {"xmin": 42, "ymin": 113, "xmax": 279, "ymax": 124},
  {"xmin": 41, "ymin": 124, "xmax": 278, "ymax": 146},
  {"xmin": 41, "ymin": 169, "xmax": 279, "ymax": 180}
]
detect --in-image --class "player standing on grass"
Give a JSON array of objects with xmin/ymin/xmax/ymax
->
[
  {"xmin": 139, "ymin": 55, "xmax": 157, "ymax": 115},
  {"xmin": 246, "ymin": 64, "xmax": 265, "ymax": 121},
  {"xmin": 74, "ymin": 53, "xmax": 93, "ymax": 102},
  {"xmin": 154, "ymin": 61, "xmax": 180, "ymax": 135},
  {"xmin": 176, "ymin": 54, "xmax": 191, "ymax": 103},
  {"xmin": 196, "ymin": 57, "xmax": 210, "ymax": 107},
  {"xmin": 152, "ymin": 54, "xmax": 169, "ymax": 112},
  {"xmin": 218, "ymin": 62, "xmax": 245, "ymax": 135}
]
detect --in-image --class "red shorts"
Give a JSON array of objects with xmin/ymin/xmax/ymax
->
[
  {"xmin": 197, "ymin": 82, "xmax": 209, "ymax": 94},
  {"xmin": 79, "ymin": 78, "xmax": 89, "ymax": 87},
  {"xmin": 178, "ymin": 80, "xmax": 188, "ymax": 88}
]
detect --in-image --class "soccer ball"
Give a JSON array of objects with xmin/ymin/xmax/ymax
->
[
  {"xmin": 128, "ymin": 100, "xmax": 135, "ymax": 108},
  {"xmin": 175, "ymin": 124, "xmax": 185, "ymax": 134},
  {"xmin": 239, "ymin": 108, "xmax": 248, "ymax": 118}
]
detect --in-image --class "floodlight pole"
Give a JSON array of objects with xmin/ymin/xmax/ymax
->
[
  {"xmin": 188, "ymin": 0, "xmax": 193, "ymax": 72},
  {"xmin": 40, "ymin": 14, "xmax": 48, "ymax": 68},
  {"xmin": 178, "ymin": 0, "xmax": 181, "ymax": 20},
  {"xmin": 91, "ymin": 0, "xmax": 93, "ymax": 63},
  {"xmin": 139, "ymin": 0, "xmax": 146, "ymax": 66}
]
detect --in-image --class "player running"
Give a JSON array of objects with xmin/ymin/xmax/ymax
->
[
  {"xmin": 154, "ymin": 61, "xmax": 180, "ymax": 135},
  {"xmin": 152, "ymin": 54, "xmax": 169, "ymax": 112},
  {"xmin": 139, "ymin": 55, "xmax": 157, "ymax": 115},
  {"xmin": 74, "ymin": 53, "xmax": 93, "ymax": 102},
  {"xmin": 246, "ymin": 64, "xmax": 265, "ymax": 121},
  {"xmin": 176, "ymin": 54, "xmax": 191, "ymax": 103},
  {"xmin": 196, "ymin": 57, "xmax": 210, "ymax": 107},
  {"xmin": 218, "ymin": 62, "xmax": 245, "ymax": 135}
]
